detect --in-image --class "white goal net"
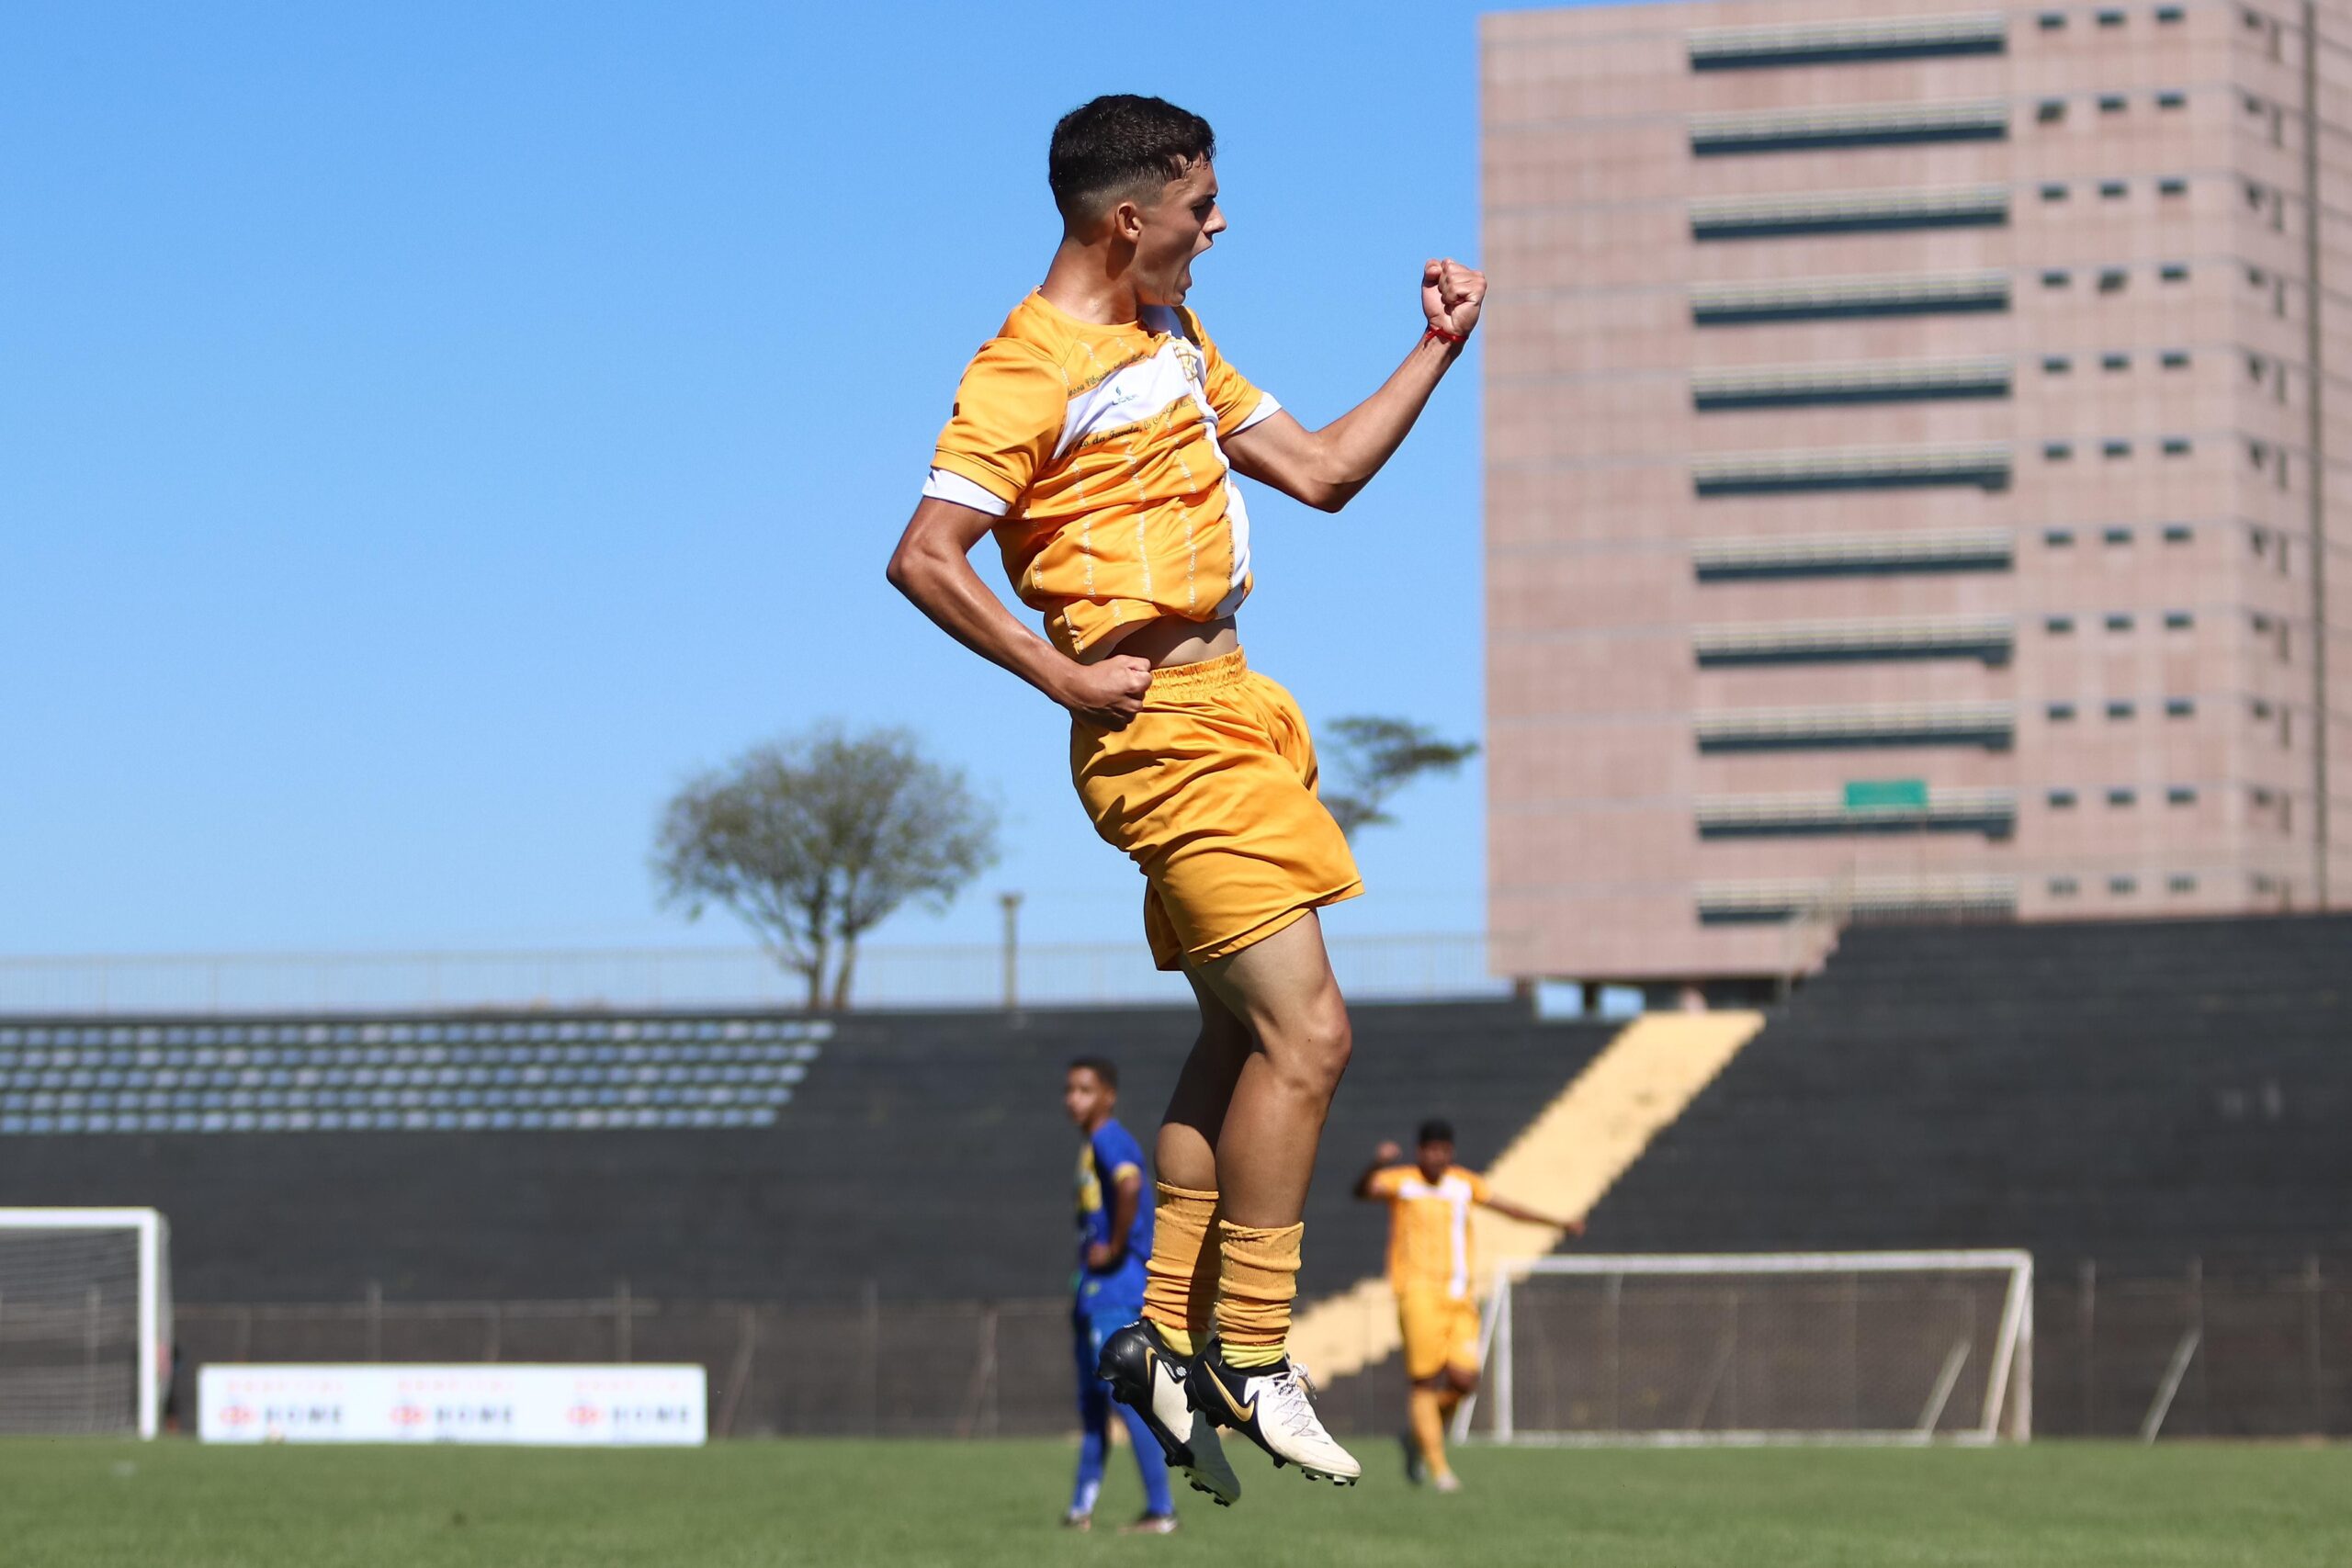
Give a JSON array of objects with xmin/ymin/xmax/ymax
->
[
  {"xmin": 1464, "ymin": 1250, "xmax": 2032, "ymax": 1445},
  {"xmin": 0, "ymin": 1209, "xmax": 174, "ymax": 1438}
]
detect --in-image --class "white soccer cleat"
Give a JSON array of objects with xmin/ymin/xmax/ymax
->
[
  {"xmin": 1192, "ymin": 1345, "xmax": 1362, "ymax": 1485},
  {"xmin": 1431, "ymin": 1471, "xmax": 1464, "ymax": 1494}
]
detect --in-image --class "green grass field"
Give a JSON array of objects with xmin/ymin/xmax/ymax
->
[{"xmin": 7, "ymin": 1438, "xmax": 2348, "ymax": 1568}]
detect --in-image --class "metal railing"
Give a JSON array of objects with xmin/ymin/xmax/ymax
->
[
  {"xmin": 0, "ymin": 932, "xmax": 1504, "ymax": 1017},
  {"xmin": 164, "ymin": 1257, "xmax": 2352, "ymax": 1440}
]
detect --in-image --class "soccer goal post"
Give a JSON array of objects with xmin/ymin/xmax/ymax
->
[
  {"xmin": 1461, "ymin": 1250, "xmax": 2032, "ymax": 1446},
  {"xmin": 0, "ymin": 1208, "xmax": 174, "ymax": 1438}
]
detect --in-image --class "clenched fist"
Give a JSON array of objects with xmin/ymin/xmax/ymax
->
[
  {"xmin": 1422, "ymin": 258, "xmax": 1487, "ymax": 341},
  {"xmin": 1056, "ymin": 653, "xmax": 1153, "ymax": 730}
]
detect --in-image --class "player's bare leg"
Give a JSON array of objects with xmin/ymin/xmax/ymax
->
[
  {"xmin": 1182, "ymin": 912, "xmax": 1362, "ymax": 1483},
  {"xmin": 1097, "ymin": 976, "xmax": 1248, "ymax": 1505},
  {"xmin": 1409, "ymin": 1367, "xmax": 1472, "ymax": 1490}
]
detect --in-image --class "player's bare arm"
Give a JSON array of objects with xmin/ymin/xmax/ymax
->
[
  {"xmin": 886, "ymin": 498, "xmax": 1153, "ymax": 729},
  {"xmin": 1089, "ymin": 1166, "xmax": 1143, "ymax": 1271},
  {"xmin": 1222, "ymin": 260, "xmax": 1487, "ymax": 513},
  {"xmin": 1352, "ymin": 1141, "xmax": 1406, "ymax": 1198},
  {"xmin": 1481, "ymin": 1192, "xmax": 1584, "ymax": 1235}
]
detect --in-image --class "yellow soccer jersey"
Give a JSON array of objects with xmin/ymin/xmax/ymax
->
[
  {"xmin": 923, "ymin": 291, "xmax": 1282, "ymax": 659},
  {"xmin": 1365, "ymin": 1165, "xmax": 1493, "ymax": 1301}
]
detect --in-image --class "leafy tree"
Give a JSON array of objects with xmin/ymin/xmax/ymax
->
[
  {"xmin": 653, "ymin": 725, "xmax": 998, "ymax": 1010},
  {"xmin": 1318, "ymin": 716, "xmax": 1479, "ymax": 840}
]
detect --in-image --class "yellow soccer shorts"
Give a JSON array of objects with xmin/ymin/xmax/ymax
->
[
  {"xmin": 1070, "ymin": 649, "xmax": 1363, "ymax": 973},
  {"xmin": 1397, "ymin": 1287, "xmax": 1483, "ymax": 1382}
]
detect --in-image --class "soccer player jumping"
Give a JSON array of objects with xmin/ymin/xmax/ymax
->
[{"xmin": 888, "ymin": 94, "xmax": 1483, "ymax": 1498}]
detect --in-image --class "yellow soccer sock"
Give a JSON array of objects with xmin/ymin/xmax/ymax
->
[
  {"xmin": 1214, "ymin": 1219, "xmax": 1302, "ymax": 1369},
  {"xmin": 1142, "ymin": 1182, "xmax": 1219, "ymax": 1358},
  {"xmin": 1410, "ymin": 1387, "xmax": 1452, "ymax": 1479}
]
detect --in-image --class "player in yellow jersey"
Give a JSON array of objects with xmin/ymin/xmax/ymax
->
[
  {"xmin": 1357, "ymin": 1120, "xmax": 1581, "ymax": 1492},
  {"xmin": 888, "ymin": 95, "xmax": 1483, "ymax": 1498}
]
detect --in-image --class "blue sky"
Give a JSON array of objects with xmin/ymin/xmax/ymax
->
[{"xmin": 1, "ymin": 1, "xmax": 1544, "ymax": 956}]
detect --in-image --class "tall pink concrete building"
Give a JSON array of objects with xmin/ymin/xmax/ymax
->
[{"xmin": 1483, "ymin": 0, "xmax": 2350, "ymax": 992}]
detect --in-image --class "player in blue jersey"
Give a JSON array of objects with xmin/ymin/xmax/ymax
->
[{"xmin": 1061, "ymin": 1056, "xmax": 1179, "ymax": 1534}]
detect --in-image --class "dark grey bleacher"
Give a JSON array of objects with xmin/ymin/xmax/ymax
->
[
  {"xmin": 1586, "ymin": 914, "xmax": 2352, "ymax": 1268},
  {"xmin": 0, "ymin": 1001, "xmax": 1612, "ymax": 1306}
]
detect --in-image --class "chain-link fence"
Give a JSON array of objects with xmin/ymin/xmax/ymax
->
[{"xmin": 169, "ymin": 1258, "xmax": 2352, "ymax": 1440}]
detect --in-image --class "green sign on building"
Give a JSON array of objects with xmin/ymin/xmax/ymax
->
[{"xmin": 1844, "ymin": 778, "xmax": 1929, "ymax": 811}]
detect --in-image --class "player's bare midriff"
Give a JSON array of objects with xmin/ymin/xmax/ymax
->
[{"xmin": 1085, "ymin": 614, "xmax": 1240, "ymax": 671}]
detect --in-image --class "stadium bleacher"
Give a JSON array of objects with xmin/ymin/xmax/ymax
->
[
  {"xmin": 0, "ymin": 1001, "xmax": 1616, "ymax": 1304},
  {"xmin": 1584, "ymin": 913, "xmax": 2352, "ymax": 1269},
  {"xmin": 0, "ymin": 1014, "xmax": 825, "ymax": 1136}
]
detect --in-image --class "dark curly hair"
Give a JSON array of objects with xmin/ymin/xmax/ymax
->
[{"xmin": 1048, "ymin": 95, "xmax": 1216, "ymax": 225}]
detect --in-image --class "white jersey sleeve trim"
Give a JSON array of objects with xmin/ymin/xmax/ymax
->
[
  {"xmin": 1232, "ymin": 393, "xmax": 1282, "ymax": 434},
  {"xmin": 921, "ymin": 467, "xmax": 1011, "ymax": 517}
]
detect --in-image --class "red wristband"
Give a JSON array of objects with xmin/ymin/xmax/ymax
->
[{"xmin": 1423, "ymin": 324, "xmax": 1467, "ymax": 345}]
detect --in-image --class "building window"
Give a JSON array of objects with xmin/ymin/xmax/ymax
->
[
  {"xmin": 2044, "ymin": 441, "xmax": 2075, "ymax": 459},
  {"xmin": 2050, "ymin": 876, "xmax": 2080, "ymax": 896},
  {"xmin": 2039, "ymin": 99, "xmax": 2067, "ymax": 123},
  {"xmin": 2101, "ymin": 353, "xmax": 2131, "ymax": 371},
  {"xmin": 2109, "ymin": 875, "xmax": 2138, "ymax": 894},
  {"xmin": 2168, "ymin": 874, "xmax": 2197, "ymax": 894},
  {"xmin": 2042, "ymin": 355, "xmax": 2073, "ymax": 373},
  {"xmin": 2107, "ymin": 700, "xmax": 2137, "ymax": 719},
  {"xmin": 2103, "ymin": 526, "xmax": 2132, "ymax": 545},
  {"xmin": 2041, "ymin": 269, "xmax": 2071, "ymax": 288},
  {"xmin": 2097, "ymin": 7, "xmax": 2125, "ymax": 22},
  {"xmin": 2159, "ymin": 179, "xmax": 2188, "ymax": 197},
  {"xmin": 2106, "ymin": 612, "xmax": 2135, "ymax": 631},
  {"xmin": 2166, "ymin": 699, "xmax": 2196, "ymax": 717},
  {"xmin": 2157, "ymin": 265, "xmax": 2190, "ymax": 286},
  {"xmin": 2162, "ymin": 437, "xmax": 2192, "ymax": 455},
  {"xmin": 2099, "ymin": 180, "xmax": 2128, "ymax": 198},
  {"xmin": 2163, "ymin": 523, "xmax": 2193, "ymax": 541},
  {"xmin": 2156, "ymin": 90, "xmax": 2187, "ymax": 108},
  {"xmin": 2041, "ymin": 8, "xmax": 2067, "ymax": 24},
  {"xmin": 2098, "ymin": 268, "xmax": 2128, "ymax": 292},
  {"xmin": 2098, "ymin": 94, "xmax": 2127, "ymax": 113},
  {"xmin": 2164, "ymin": 611, "xmax": 2194, "ymax": 629},
  {"xmin": 2048, "ymin": 702, "xmax": 2078, "ymax": 720},
  {"xmin": 2049, "ymin": 789, "xmax": 2079, "ymax": 807},
  {"xmin": 2045, "ymin": 527, "xmax": 2076, "ymax": 546},
  {"xmin": 2156, "ymin": 5, "xmax": 2183, "ymax": 19},
  {"xmin": 2041, "ymin": 182, "xmax": 2070, "ymax": 201},
  {"xmin": 2161, "ymin": 349, "xmax": 2190, "ymax": 367},
  {"xmin": 2108, "ymin": 787, "xmax": 2138, "ymax": 807},
  {"xmin": 2046, "ymin": 615, "xmax": 2076, "ymax": 633},
  {"xmin": 2103, "ymin": 439, "xmax": 2133, "ymax": 457},
  {"xmin": 2168, "ymin": 786, "xmax": 2199, "ymax": 805}
]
